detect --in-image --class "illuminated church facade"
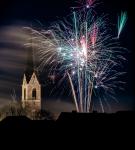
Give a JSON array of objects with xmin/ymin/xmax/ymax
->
[{"xmin": 22, "ymin": 72, "xmax": 41, "ymax": 111}]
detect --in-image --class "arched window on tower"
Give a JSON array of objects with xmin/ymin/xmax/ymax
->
[
  {"xmin": 24, "ymin": 88, "xmax": 26, "ymax": 100},
  {"xmin": 32, "ymin": 88, "xmax": 36, "ymax": 100}
]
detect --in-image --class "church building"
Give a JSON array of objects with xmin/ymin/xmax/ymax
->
[{"xmin": 22, "ymin": 72, "xmax": 41, "ymax": 111}]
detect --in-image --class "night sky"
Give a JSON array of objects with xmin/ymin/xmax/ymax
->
[{"xmin": 0, "ymin": 0, "xmax": 134, "ymax": 113}]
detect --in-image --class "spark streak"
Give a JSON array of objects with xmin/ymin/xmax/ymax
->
[{"xmin": 118, "ymin": 11, "xmax": 128, "ymax": 38}]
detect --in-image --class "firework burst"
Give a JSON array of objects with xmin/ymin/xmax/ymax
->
[{"xmin": 25, "ymin": 0, "xmax": 128, "ymax": 113}]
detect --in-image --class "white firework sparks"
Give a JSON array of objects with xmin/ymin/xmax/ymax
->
[{"xmin": 24, "ymin": 0, "xmax": 128, "ymax": 113}]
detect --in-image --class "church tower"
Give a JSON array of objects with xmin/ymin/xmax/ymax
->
[
  {"xmin": 22, "ymin": 26, "xmax": 41, "ymax": 111},
  {"xmin": 22, "ymin": 72, "xmax": 41, "ymax": 111}
]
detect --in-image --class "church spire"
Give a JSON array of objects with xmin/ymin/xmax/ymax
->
[{"xmin": 23, "ymin": 74, "xmax": 27, "ymax": 85}]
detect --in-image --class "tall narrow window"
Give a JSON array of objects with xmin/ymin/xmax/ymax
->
[
  {"xmin": 24, "ymin": 88, "xmax": 26, "ymax": 100},
  {"xmin": 32, "ymin": 88, "xmax": 36, "ymax": 100}
]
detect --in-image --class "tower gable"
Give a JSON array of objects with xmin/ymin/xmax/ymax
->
[{"xmin": 28, "ymin": 72, "xmax": 40, "ymax": 85}]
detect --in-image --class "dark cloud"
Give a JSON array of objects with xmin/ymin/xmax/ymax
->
[{"xmin": 0, "ymin": 25, "xmax": 29, "ymax": 104}]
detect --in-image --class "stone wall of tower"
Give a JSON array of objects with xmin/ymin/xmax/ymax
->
[
  {"xmin": 22, "ymin": 85, "xmax": 27, "ymax": 100},
  {"xmin": 27, "ymin": 84, "xmax": 41, "ymax": 100},
  {"xmin": 22, "ymin": 100, "xmax": 41, "ymax": 111}
]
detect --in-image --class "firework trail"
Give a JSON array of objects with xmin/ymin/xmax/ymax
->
[
  {"xmin": 25, "ymin": 0, "xmax": 128, "ymax": 113},
  {"xmin": 117, "ymin": 11, "xmax": 128, "ymax": 38},
  {"xmin": 86, "ymin": 0, "xmax": 96, "ymax": 7},
  {"xmin": 79, "ymin": 0, "xmax": 96, "ymax": 8}
]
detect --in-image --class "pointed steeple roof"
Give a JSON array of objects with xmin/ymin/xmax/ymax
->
[
  {"xmin": 23, "ymin": 74, "xmax": 27, "ymax": 85},
  {"xmin": 29, "ymin": 72, "xmax": 40, "ymax": 85}
]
